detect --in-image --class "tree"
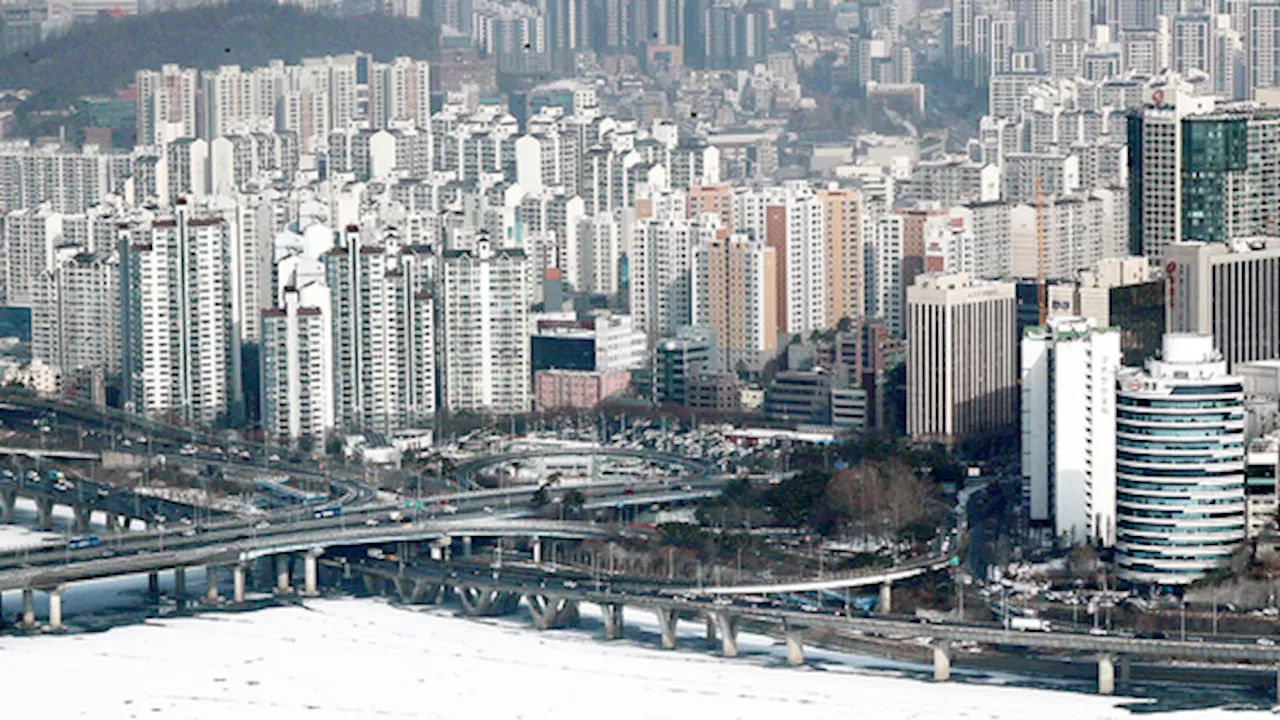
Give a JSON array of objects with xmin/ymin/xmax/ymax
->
[
  {"xmin": 563, "ymin": 488, "xmax": 586, "ymax": 518},
  {"xmin": 530, "ymin": 485, "xmax": 550, "ymax": 508},
  {"xmin": 764, "ymin": 469, "xmax": 830, "ymax": 528}
]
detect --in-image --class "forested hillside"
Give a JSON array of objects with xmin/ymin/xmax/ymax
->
[{"xmin": 0, "ymin": 1, "xmax": 436, "ymax": 131}]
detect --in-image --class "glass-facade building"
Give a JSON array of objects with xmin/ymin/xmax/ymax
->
[{"xmin": 1115, "ymin": 333, "xmax": 1246, "ymax": 587}]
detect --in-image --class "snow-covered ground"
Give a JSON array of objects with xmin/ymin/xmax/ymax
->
[{"xmin": 0, "ymin": 589, "xmax": 1270, "ymax": 720}]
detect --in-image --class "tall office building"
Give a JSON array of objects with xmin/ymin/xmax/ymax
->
[
  {"xmin": 1128, "ymin": 93, "xmax": 1280, "ymax": 256},
  {"xmin": 122, "ymin": 204, "xmax": 238, "ymax": 426},
  {"xmin": 261, "ymin": 282, "xmax": 335, "ymax": 444},
  {"xmin": 906, "ymin": 272, "xmax": 1017, "ymax": 446},
  {"xmin": 1115, "ymin": 333, "xmax": 1246, "ymax": 587},
  {"xmin": 441, "ymin": 237, "xmax": 531, "ymax": 415},
  {"xmin": 1165, "ymin": 238, "xmax": 1280, "ymax": 370},
  {"xmin": 1021, "ymin": 317, "xmax": 1122, "ymax": 547},
  {"xmin": 322, "ymin": 227, "xmax": 436, "ymax": 434},
  {"xmin": 693, "ymin": 232, "xmax": 777, "ymax": 371}
]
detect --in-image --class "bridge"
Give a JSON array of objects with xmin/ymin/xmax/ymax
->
[
  {"xmin": 456, "ymin": 447, "xmax": 712, "ymax": 487},
  {"xmin": 334, "ymin": 557, "xmax": 1280, "ymax": 700}
]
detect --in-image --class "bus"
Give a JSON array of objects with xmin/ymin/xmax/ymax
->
[{"xmin": 68, "ymin": 535, "xmax": 101, "ymax": 550}]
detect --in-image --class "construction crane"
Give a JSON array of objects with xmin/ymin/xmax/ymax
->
[{"xmin": 1035, "ymin": 178, "xmax": 1046, "ymax": 326}]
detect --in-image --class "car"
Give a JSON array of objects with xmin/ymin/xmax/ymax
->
[
  {"xmin": 365, "ymin": 518, "xmax": 379, "ymax": 526},
  {"xmin": 1258, "ymin": 638, "xmax": 1276, "ymax": 646},
  {"xmin": 96, "ymin": 488, "xmax": 110, "ymax": 498},
  {"xmin": 482, "ymin": 506, "xmax": 494, "ymax": 513},
  {"xmin": 268, "ymin": 454, "xmax": 281, "ymax": 463},
  {"xmin": 562, "ymin": 581, "xmax": 578, "ymax": 589},
  {"xmin": 254, "ymin": 521, "xmax": 270, "ymax": 530}
]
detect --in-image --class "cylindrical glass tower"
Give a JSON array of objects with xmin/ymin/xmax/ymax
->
[{"xmin": 1115, "ymin": 334, "xmax": 1246, "ymax": 587}]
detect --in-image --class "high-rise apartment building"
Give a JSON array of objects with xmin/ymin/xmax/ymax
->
[
  {"xmin": 906, "ymin": 272, "xmax": 1017, "ymax": 446},
  {"xmin": 322, "ymin": 227, "xmax": 436, "ymax": 434},
  {"xmin": 135, "ymin": 64, "xmax": 198, "ymax": 144},
  {"xmin": 818, "ymin": 187, "xmax": 865, "ymax": 327},
  {"xmin": 732, "ymin": 183, "xmax": 826, "ymax": 335},
  {"xmin": 630, "ymin": 213, "xmax": 717, "ymax": 339},
  {"xmin": 369, "ymin": 58, "xmax": 432, "ymax": 130},
  {"xmin": 261, "ymin": 282, "xmax": 335, "ymax": 444},
  {"xmin": 1115, "ymin": 333, "xmax": 1247, "ymax": 586},
  {"xmin": 441, "ymin": 237, "xmax": 531, "ymax": 415},
  {"xmin": 1022, "ymin": 317, "xmax": 1122, "ymax": 546},
  {"xmin": 31, "ymin": 248, "xmax": 121, "ymax": 383},
  {"xmin": 693, "ymin": 232, "xmax": 778, "ymax": 371},
  {"xmin": 122, "ymin": 204, "xmax": 238, "ymax": 426}
]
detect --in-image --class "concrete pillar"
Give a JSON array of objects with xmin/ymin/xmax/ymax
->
[
  {"xmin": 879, "ymin": 582, "xmax": 892, "ymax": 614},
  {"xmin": 275, "ymin": 555, "xmax": 291, "ymax": 594},
  {"xmin": 601, "ymin": 603, "xmax": 624, "ymax": 640},
  {"xmin": 21, "ymin": 588, "xmax": 35, "ymax": 629},
  {"xmin": 205, "ymin": 566, "xmax": 220, "ymax": 603},
  {"xmin": 1119, "ymin": 655, "xmax": 1131, "ymax": 685},
  {"xmin": 147, "ymin": 571, "xmax": 160, "ymax": 600},
  {"xmin": 233, "ymin": 564, "xmax": 246, "ymax": 603},
  {"xmin": 174, "ymin": 568, "xmax": 186, "ymax": 609},
  {"xmin": 1, "ymin": 489, "xmax": 15, "ymax": 523},
  {"xmin": 932, "ymin": 642, "xmax": 952, "ymax": 682},
  {"xmin": 461, "ymin": 536, "xmax": 472, "ymax": 558},
  {"xmin": 785, "ymin": 628, "xmax": 805, "ymax": 666},
  {"xmin": 36, "ymin": 497, "xmax": 53, "ymax": 531},
  {"xmin": 105, "ymin": 513, "xmax": 120, "ymax": 533},
  {"xmin": 532, "ymin": 537, "xmax": 542, "ymax": 564},
  {"xmin": 73, "ymin": 505, "xmax": 91, "ymax": 533},
  {"xmin": 705, "ymin": 615, "xmax": 717, "ymax": 644},
  {"xmin": 655, "ymin": 608, "xmax": 678, "ymax": 650},
  {"xmin": 303, "ymin": 551, "xmax": 319, "ymax": 597},
  {"xmin": 47, "ymin": 587, "xmax": 63, "ymax": 630},
  {"xmin": 713, "ymin": 612, "xmax": 738, "ymax": 658},
  {"xmin": 1097, "ymin": 653, "xmax": 1115, "ymax": 696}
]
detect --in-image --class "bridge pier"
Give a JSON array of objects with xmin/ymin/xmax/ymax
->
[
  {"xmin": 173, "ymin": 568, "xmax": 187, "ymax": 609},
  {"xmin": 879, "ymin": 581, "xmax": 893, "ymax": 614},
  {"xmin": 531, "ymin": 536, "xmax": 541, "ymax": 564},
  {"xmin": 47, "ymin": 586, "xmax": 63, "ymax": 630},
  {"xmin": 601, "ymin": 603, "xmax": 624, "ymax": 640},
  {"xmin": 104, "ymin": 512, "xmax": 120, "ymax": 534},
  {"xmin": 932, "ymin": 641, "xmax": 952, "ymax": 682},
  {"xmin": 1097, "ymin": 653, "xmax": 1115, "ymax": 696},
  {"xmin": 456, "ymin": 586, "xmax": 519, "ymax": 616},
  {"xmin": 704, "ymin": 615, "xmax": 717, "ymax": 645},
  {"xmin": 147, "ymin": 571, "xmax": 160, "ymax": 601},
  {"xmin": 461, "ymin": 536, "xmax": 472, "ymax": 558},
  {"xmin": 1120, "ymin": 655, "xmax": 1131, "ymax": 685},
  {"xmin": 233, "ymin": 564, "xmax": 246, "ymax": 604},
  {"xmin": 205, "ymin": 566, "xmax": 220, "ymax": 603},
  {"xmin": 72, "ymin": 504, "xmax": 91, "ymax": 533},
  {"xmin": 784, "ymin": 624, "xmax": 805, "ymax": 666},
  {"xmin": 35, "ymin": 497, "xmax": 53, "ymax": 531},
  {"xmin": 302, "ymin": 550, "xmax": 321, "ymax": 597},
  {"xmin": 712, "ymin": 612, "xmax": 738, "ymax": 658},
  {"xmin": 274, "ymin": 555, "xmax": 291, "ymax": 595},
  {"xmin": 526, "ymin": 594, "xmax": 580, "ymax": 630},
  {"xmin": 0, "ymin": 489, "xmax": 14, "ymax": 523},
  {"xmin": 20, "ymin": 588, "xmax": 35, "ymax": 630},
  {"xmin": 655, "ymin": 608, "xmax": 678, "ymax": 650}
]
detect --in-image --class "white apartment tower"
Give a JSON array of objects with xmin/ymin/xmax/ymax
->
[
  {"xmin": 261, "ymin": 282, "xmax": 335, "ymax": 444},
  {"xmin": 630, "ymin": 213, "xmax": 718, "ymax": 340},
  {"xmin": 1021, "ymin": 317, "xmax": 1122, "ymax": 547},
  {"xmin": 907, "ymin": 272, "xmax": 1018, "ymax": 446},
  {"xmin": 370, "ymin": 58, "xmax": 431, "ymax": 130},
  {"xmin": 123, "ymin": 203, "xmax": 238, "ymax": 426},
  {"xmin": 31, "ymin": 248, "xmax": 121, "ymax": 381},
  {"xmin": 441, "ymin": 237, "xmax": 531, "ymax": 415},
  {"xmin": 322, "ymin": 227, "xmax": 436, "ymax": 434}
]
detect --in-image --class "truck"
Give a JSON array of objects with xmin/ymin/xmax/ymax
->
[
  {"xmin": 1010, "ymin": 617, "xmax": 1052, "ymax": 632},
  {"xmin": 68, "ymin": 535, "xmax": 101, "ymax": 550}
]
